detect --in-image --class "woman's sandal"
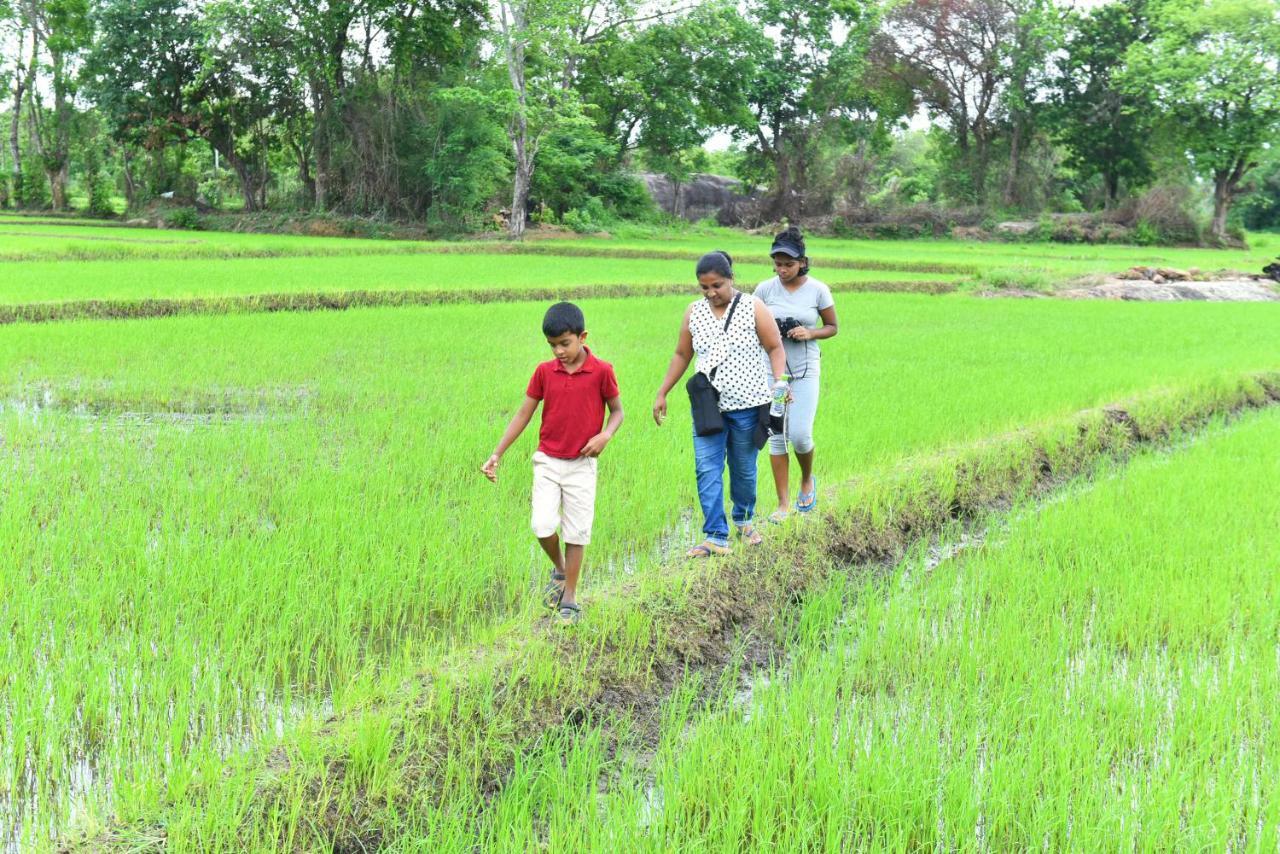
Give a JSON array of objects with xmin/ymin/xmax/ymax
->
[
  {"xmin": 686, "ymin": 540, "xmax": 731, "ymax": 558},
  {"xmin": 556, "ymin": 602, "xmax": 581, "ymax": 626},
  {"xmin": 766, "ymin": 509, "xmax": 791, "ymax": 525},
  {"xmin": 796, "ymin": 477, "xmax": 818, "ymax": 514},
  {"xmin": 736, "ymin": 523, "xmax": 764, "ymax": 546},
  {"xmin": 541, "ymin": 572, "xmax": 566, "ymax": 610}
]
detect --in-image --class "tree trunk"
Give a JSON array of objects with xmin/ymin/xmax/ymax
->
[
  {"xmin": 8, "ymin": 30, "xmax": 26, "ymax": 208},
  {"xmin": 509, "ymin": 137, "xmax": 532, "ymax": 239},
  {"xmin": 1104, "ymin": 170, "xmax": 1119, "ymax": 209},
  {"xmin": 121, "ymin": 150, "xmax": 137, "ymax": 210},
  {"xmin": 1210, "ymin": 158, "xmax": 1251, "ymax": 243},
  {"xmin": 501, "ymin": 1, "xmax": 538, "ymax": 239},
  {"xmin": 295, "ymin": 145, "xmax": 316, "ymax": 208},
  {"xmin": 50, "ymin": 54, "xmax": 71, "ymax": 212},
  {"xmin": 1002, "ymin": 121, "xmax": 1022, "ymax": 207},
  {"xmin": 226, "ymin": 152, "xmax": 262, "ymax": 213},
  {"xmin": 1211, "ymin": 171, "xmax": 1232, "ymax": 243},
  {"xmin": 47, "ymin": 165, "xmax": 67, "ymax": 210}
]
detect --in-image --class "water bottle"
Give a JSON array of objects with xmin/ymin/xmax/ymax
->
[
  {"xmin": 769, "ymin": 374, "xmax": 789, "ymax": 435},
  {"xmin": 770, "ymin": 374, "xmax": 790, "ymax": 418}
]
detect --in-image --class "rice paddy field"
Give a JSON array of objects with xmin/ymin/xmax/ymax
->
[{"xmin": 0, "ymin": 215, "xmax": 1278, "ymax": 850}]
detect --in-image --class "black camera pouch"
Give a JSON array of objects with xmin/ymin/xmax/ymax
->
[
  {"xmin": 687, "ymin": 371, "xmax": 723, "ymax": 436},
  {"xmin": 685, "ymin": 293, "xmax": 742, "ymax": 437}
]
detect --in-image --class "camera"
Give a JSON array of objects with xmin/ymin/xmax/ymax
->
[{"xmin": 776, "ymin": 316, "xmax": 803, "ymax": 336}]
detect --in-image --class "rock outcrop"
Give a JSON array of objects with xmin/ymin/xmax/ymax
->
[{"xmin": 639, "ymin": 173, "xmax": 759, "ymax": 225}]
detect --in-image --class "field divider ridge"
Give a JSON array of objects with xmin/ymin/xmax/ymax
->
[
  {"xmin": 73, "ymin": 371, "xmax": 1280, "ymax": 851},
  {"xmin": 0, "ymin": 279, "xmax": 959, "ymax": 327},
  {"xmin": 0, "ymin": 238, "xmax": 980, "ymax": 275}
]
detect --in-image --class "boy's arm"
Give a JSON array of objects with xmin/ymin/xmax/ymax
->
[
  {"xmin": 579, "ymin": 395, "xmax": 624, "ymax": 458},
  {"xmin": 482, "ymin": 395, "xmax": 540, "ymax": 482}
]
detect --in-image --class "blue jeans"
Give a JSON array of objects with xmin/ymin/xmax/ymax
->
[{"xmin": 693, "ymin": 407, "xmax": 760, "ymax": 546}]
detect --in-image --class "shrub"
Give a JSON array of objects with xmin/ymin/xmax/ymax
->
[
  {"xmin": 164, "ymin": 207, "xmax": 203, "ymax": 230},
  {"xmin": 1131, "ymin": 183, "xmax": 1202, "ymax": 244}
]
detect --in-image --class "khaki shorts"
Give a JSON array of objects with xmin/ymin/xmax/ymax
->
[{"xmin": 531, "ymin": 451, "xmax": 598, "ymax": 544}]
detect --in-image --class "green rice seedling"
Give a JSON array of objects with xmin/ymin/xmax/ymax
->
[
  {"xmin": 1, "ymin": 217, "xmax": 1276, "ymax": 290},
  {"xmin": 576, "ymin": 408, "xmax": 1280, "ymax": 850},
  {"xmin": 86, "ymin": 373, "xmax": 1280, "ymax": 849},
  {"xmin": 2, "ymin": 290, "xmax": 1278, "ymax": 846}
]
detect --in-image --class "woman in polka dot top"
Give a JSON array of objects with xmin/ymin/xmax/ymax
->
[{"xmin": 652, "ymin": 250, "xmax": 789, "ymax": 556}]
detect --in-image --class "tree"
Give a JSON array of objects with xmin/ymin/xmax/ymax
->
[
  {"xmin": 1053, "ymin": 0, "xmax": 1154, "ymax": 207},
  {"xmin": 82, "ymin": 0, "xmax": 205, "ymax": 207},
  {"xmin": 1123, "ymin": 0, "xmax": 1280, "ymax": 240},
  {"xmin": 1, "ymin": 0, "xmax": 26, "ymax": 206},
  {"xmin": 495, "ymin": 0, "xmax": 694, "ymax": 237},
  {"xmin": 23, "ymin": 0, "xmax": 91, "ymax": 211},
  {"xmin": 494, "ymin": 0, "xmax": 601, "ymax": 237},
  {"xmin": 873, "ymin": 0, "xmax": 1017, "ymax": 203},
  {"xmin": 731, "ymin": 0, "xmax": 891, "ymax": 220},
  {"xmin": 576, "ymin": 2, "xmax": 756, "ymax": 168},
  {"xmin": 998, "ymin": 0, "xmax": 1060, "ymax": 207}
]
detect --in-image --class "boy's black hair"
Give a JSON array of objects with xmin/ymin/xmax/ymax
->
[
  {"xmin": 543, "ymin": 301, "xmax": 586, "ymax": 337},
  {"xmin": 696, "ymin": 250, "xmax": 734, "ymax": 279}
]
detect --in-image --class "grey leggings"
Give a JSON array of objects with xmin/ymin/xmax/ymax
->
[{"xmin": 769, "ymin": 373, "xmax": 819, "ymax": 455}]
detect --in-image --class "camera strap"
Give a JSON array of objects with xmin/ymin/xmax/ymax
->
[{"xmin": 708, "ymin": 292, "xmax": 742, "ymax": 383}]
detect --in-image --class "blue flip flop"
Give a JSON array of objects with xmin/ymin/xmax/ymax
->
[{"xmin": 796, "ymin": 477, "xmax": 818, "ymax": 513}]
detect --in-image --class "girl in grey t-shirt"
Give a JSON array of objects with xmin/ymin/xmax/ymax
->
[{"xmin": 754, "ymin": 226, "xmax": 839, "ymax": 521}]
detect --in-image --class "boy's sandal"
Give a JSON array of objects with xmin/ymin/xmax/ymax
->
[
  {"xmin": 766, "ymin": 509, "xmax": 791, "ymax": 525},
  {"xmin": 736, "ymin": 524, "xmax": 764, "ymax": 546},
  {"xmin": 556, "ymin": 602, "xmax": 581, "ymax": 625},
  {"xmin": 686, "ymin": 540, "xmax": 731, "ymax": 558},
  {"xmin": 796, "ymin": 477, "xmax": 818, "ymax": 514},
  {"xmin": 541, "ymin": 572, "xmax": 566, "ymax": 610}
]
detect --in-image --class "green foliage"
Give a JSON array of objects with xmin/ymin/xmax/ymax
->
[
  {"xmin": 17, "ymin": 160, "xmax": 50, "ymax": 209},
  {"xmin": 416, "ymin": 86, "xmax": 511, "ymax": 228},
  {"xmin": 1122, "ymin": 0, "xmax": 1280, "ymax": 236},
  {"xmin": 1237, "ymin": 149, "xmax": 1280, "ymax": 230},
  {"xmin": 530, "ymin": 112, "xmax": 654, "ymax": 222},
  {"xmin": 1053, "ymin": 0, "xmax": 1154, "ymax": 205},
  {"xmin": 82, "ymin": 149, "xmax": 117, "ymax": 218},
  {"xmin": 164, "ymin": 207, "xmax": 203, "ymax": 230}
]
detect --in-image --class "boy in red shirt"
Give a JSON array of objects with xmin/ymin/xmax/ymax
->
[{"xmin": 482, "ymin": 302, "xmax": 624, "ymax": 625}]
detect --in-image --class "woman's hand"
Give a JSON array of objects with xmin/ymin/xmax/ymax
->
[
  {"xmin": 652, "ymin": 393, "xmax": 668, "ymax": 426},
  {"xmin": 787, "ymin": 326, "xmax": 813, "ymax": 342}
]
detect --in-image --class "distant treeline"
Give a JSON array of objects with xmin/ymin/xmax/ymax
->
[{"xmin": 1, "ymin": 0, "xmax": 1277, "ymax": 241}]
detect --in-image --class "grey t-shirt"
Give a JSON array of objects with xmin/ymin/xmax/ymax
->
[{"xmin": 754, "ymin": 275, "xmax": 835, "ymax": 379}]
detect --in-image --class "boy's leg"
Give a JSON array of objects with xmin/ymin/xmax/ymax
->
[
  {"xmin": 725, "ymin": 408, "xmax": 760, "ymax": 529},
  {"xmin": 559, "ymin": 457, "xmax": 597, "ymax": 607},
  {"xmin": 692, "ymin": 420, "xmax": 731, "ymax": 546},
  {"xmin": 561, "ymin": 544, "xmax": 585, "ymax": 607},
  {"xmin": 536, "ymin": 534, "xmax": 564, "ymax": 574},
  {"xmin": 531, "ymin": 451, "xmax": 565, "ymax": 573}
]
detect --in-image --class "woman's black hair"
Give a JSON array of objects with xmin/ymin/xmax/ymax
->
[
  {"xmin": 771, "ymin": 225, "xmax": 810, "ymax": 275},
  {"xmin": 695, "ymin": 250, "xmax": 734, "ymax": 280}
]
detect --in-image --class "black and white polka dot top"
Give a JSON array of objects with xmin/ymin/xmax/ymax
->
[{"xmin": 689, "ymin": 293, "xmax": 772, "ymax": 412}]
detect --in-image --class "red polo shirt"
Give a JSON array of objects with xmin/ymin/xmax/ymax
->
[{"xmin": 526, "ymin": 348, "xmax": 620, "ymax": 459}]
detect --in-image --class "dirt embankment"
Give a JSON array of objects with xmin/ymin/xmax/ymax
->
[{"xmin": 1060, "ymin": 266, "xmax": 1280, "ymax": 302}]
